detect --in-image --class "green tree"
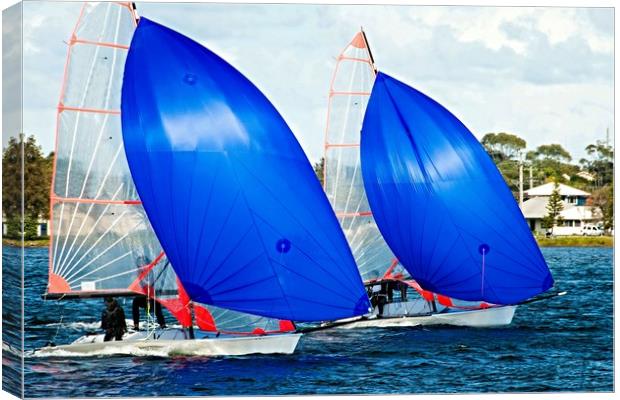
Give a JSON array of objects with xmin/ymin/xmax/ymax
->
[
  {"xmin": 534, "ymin": 144, "xmax": 572, "ymax": 163},
  {"xmin": 591, "ymin": 183, "xmax": 614, "ymax": 233},
  {"xmin": 23, "ymin": 215, "xmax": 40, "ymax": 240},
  {"xmin": 542, "ymin": 181, "xmax": 564, "ymax": 234},
  {"xmin": 481, "ymin": 132, "xmax": 526, "ymax": 163},
  {"xmin": 313, "ymin": 157, "xmax": 325, "ymax": 186},
  {"xmin": 2, "ymin": 134, "xmax": 51, "ymax": 237},
  {"xmin": 527, "ymin": 144, "xmax": 574, "ymax": 183},
  {"xmin": 580, "ymin": 141, "xmax": 613, "ymax": 188},
  {"xmin": 481, "ymin": 132, "xmax": 527, "ymax": 197},
  {"xmin": 5, "ymin": 215, "xmax": 21, "ymax": 239}
]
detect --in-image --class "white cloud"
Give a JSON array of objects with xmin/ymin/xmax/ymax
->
[{"xmin": 18, "ymin": 2, "xmax": 614, "ymax": 165}]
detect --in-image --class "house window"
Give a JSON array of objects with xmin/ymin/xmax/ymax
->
[
  {"xmin": 574, "ymin": 221, "xmax": 581, "ymax": 227},
  {"xmin": 40, "ymin": 223, "xmax": 47, "ymax": 236}
]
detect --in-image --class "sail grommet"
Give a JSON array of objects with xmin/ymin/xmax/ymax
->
[
  {"xmin": 478, "ymin": 244, "xmax": 490, "ymax": 255},
  {"xmin": 276, "ymin": 238, "xmax": 291, "ymax": 253},
  {"xmin": 183, "ymin": 73, "xmax": 197, "ymax": 85}
]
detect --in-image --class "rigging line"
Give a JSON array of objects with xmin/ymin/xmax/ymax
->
[
  {"xmin": 59, "ymin": 141, "xmax": 126, "ymax": 268},
  {"xmin": 55, "ymin": 9, "xmax": 124, "ymax": 270},
  {"xmin": 56, "ymin": 182, "xmax": 124, "ymax": 277},
  {"xmin": 63, "ymin": 210, "xmax": 134, "ymax": 282},
  {"xmin": 54, "ymin": 9, "xmax": 112, "ymax": 272},
  {"xmin": 51, "ymin": 300, "xmax": 66, "ymax": 345},
  {"xmin": 55, "ymin": 118, "xmax": 114, "ymax": 269},
  {"xmin": 56, "ymin": 145, "xmax": 125, "ymax": 275},
  {"xmin": 59, "ymin": 204, "xmax": 129, "ymax": 278},
  {"xmin": 67, "ymin": 249, "xmax": 133, "ymax": 286},
  {"xmin": 89, "ymin": 265, "xmax": 143, "ymax": 283}
]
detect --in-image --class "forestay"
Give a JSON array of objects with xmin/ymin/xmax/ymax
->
[
  {"xmin": 323, "ymin": 32, "xmax": 399, "ymax": 281},
  {"xmin": 121, "ymin": 19, "xmax": 371, "ymax": 321},
  {"xmin": 360, "ymin": 72, "xmax": 554, "ymax": 305}
]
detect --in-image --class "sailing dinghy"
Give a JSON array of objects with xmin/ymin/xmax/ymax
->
[
  {"xmin": 319, "ymin": 31, "xmax": 554, "ymax": 329},
  {"xmin": 41, "ymin": 2, "xmax": 297, "ymax": 356},
  {"xmin": 39, "ymin": 3, "xmax": 369, "ymax": 356}
]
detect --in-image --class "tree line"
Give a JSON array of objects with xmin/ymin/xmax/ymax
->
[
  {"xmin": 2, "ymin": 134, "xmax": 53, "ymax": 239},
  {"xmin": 481, "ymin": 132, "xmax": 613, "ymax": 232},
  {"xmin": 1, "ymin": 132, "xmax": 614, "ymax": 239}
]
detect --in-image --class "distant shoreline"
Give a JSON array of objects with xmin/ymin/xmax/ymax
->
[
  {"xmin": 2, "ymin": 238, "xmax": 50, "ymax": 248},
  {"xmin": 535, "ymin": 235, "xmax": 613, "ymax": 247},
  {"xmin": 2, "ymin": 236, "xmax": 613, "ymax": 249}
]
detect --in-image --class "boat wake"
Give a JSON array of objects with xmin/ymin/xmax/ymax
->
[
  {"xmin": 41, "ymin": 320, "xmax": 184, "ymax": 331},
  {"xmin": 30, "ymin": 344, "xmax": 177, "ymax": 358}
]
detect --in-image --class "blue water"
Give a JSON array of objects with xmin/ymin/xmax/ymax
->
[{"xmin": 2, "ymin": 246, "xmax": 613, "ymax": 397}]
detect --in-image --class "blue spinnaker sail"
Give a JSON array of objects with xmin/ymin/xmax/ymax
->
[
  {"xmin": 121, "ymin": 18, "xmax": 370, "ymax": 321},
  {"xmin": 360, "ymin": 72, "xmax": 553, "ymax": 305}
]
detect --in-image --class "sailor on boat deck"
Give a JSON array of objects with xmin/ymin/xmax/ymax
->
[
  {"xmin": 132, "ymin": 255, "xmax": 166, "ymax": 331},
  {"xmin": 101, "ymin": 297, "xmax": 127, "ymax": 342},
  {"xmin": 132, "ymin": 296, "xmax": 166, "ymax": 331},
  {"xmin": 369, "ymin": 281, "xmax": 388, "ymax": 317}
]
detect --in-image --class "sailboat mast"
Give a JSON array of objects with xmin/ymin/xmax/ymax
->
[{"xmin": 360, "ymin": 27, "xmax": 377, "ymax": 76}]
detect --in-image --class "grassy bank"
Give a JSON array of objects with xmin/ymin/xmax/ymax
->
[
  {"xmin": 536, "ymin": 235, "xmax": 613, "ymax": 247},
  {"xmin": 1, "ymin": 236, "xmax": 613, "ymax": 249},
  {"xmin": 2, "ymin": 238, "xmax": 49, "ymax": 248}
]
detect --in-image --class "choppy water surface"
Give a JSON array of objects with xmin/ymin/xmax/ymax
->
[{"xmin": 2, "ymin": 246, "xmax": 613, "ymax": 397}]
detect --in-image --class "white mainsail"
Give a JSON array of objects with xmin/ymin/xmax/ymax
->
[
  {"xmin": 48, "ymin": 2, "xmax": 161, "ymax": 295},
  {"xmin": 323, "ymin": 31, "xmax": 402, "ymax": 281},
  {"xmin": 46, "ymin": 2, "xmax": 292, "ymax": 335}
]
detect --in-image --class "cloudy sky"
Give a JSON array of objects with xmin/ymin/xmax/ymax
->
[{"xmin": 8, "ymin": 1, "xmax": 615, "ymax": 163}]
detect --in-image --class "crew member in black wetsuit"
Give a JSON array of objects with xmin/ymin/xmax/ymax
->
[
  {"xmin": 132, "ymin": 255, "xmax": 166, "ymax": 331},
  {"xmin": 101, "ymin": 297, "xmax": 127, "ymax": 341},
  {"xmin": 369, "ymin": 281, "xmax": 389, "ymax": 317},
  {"xmin": 132, "ymin": 296, "xmax": 166, "ymax": 331}
]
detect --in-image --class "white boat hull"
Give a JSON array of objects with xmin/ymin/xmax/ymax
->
[
  {"xmin": 35, "ymin": 329, "xmax": 301, "ymax": 357},
  {"xmin": 336, "ymin": 305, "xmax": 517, "ymax": 329}
]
